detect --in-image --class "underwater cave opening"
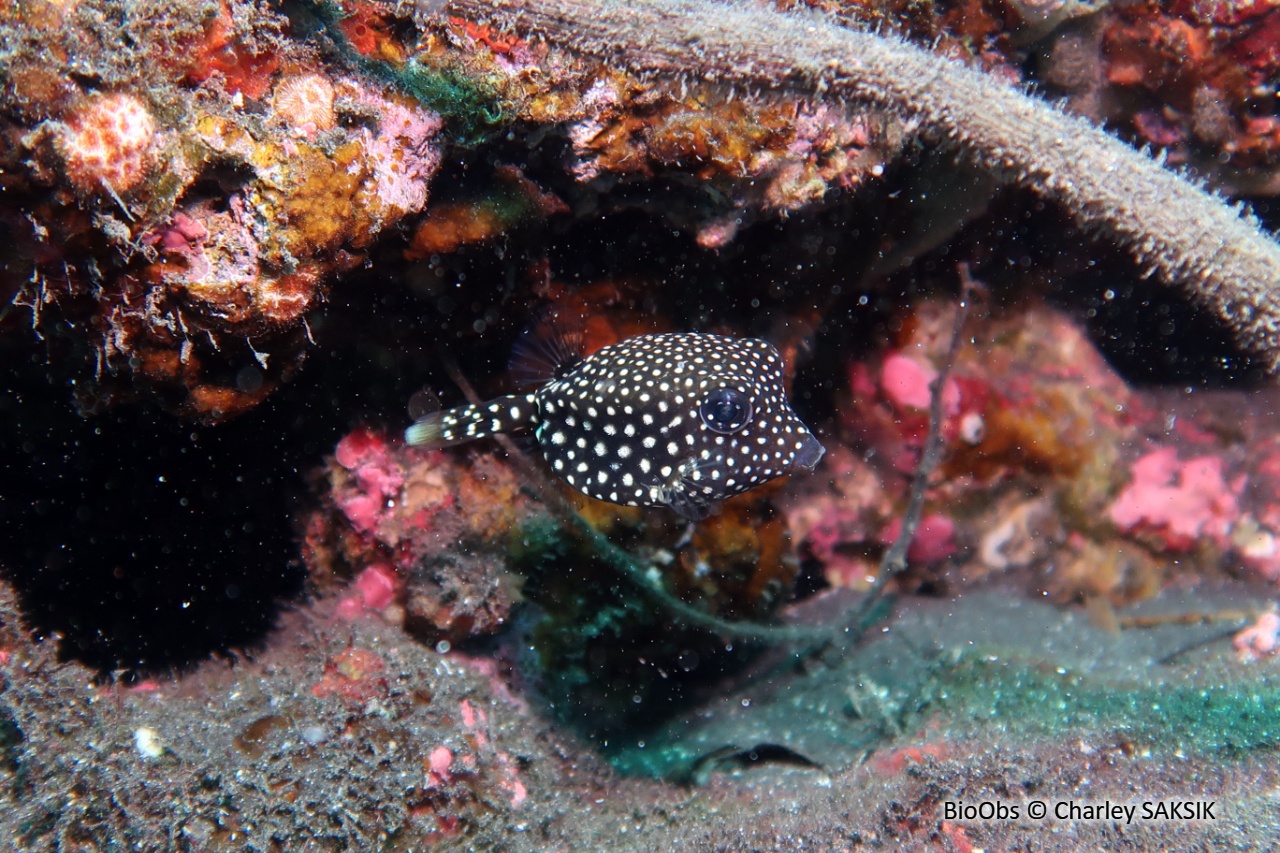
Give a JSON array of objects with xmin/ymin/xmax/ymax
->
[
  {"xmin": 0, "ymin": 348, "xmax": 306, "ymax": 676},
  {"xmin": 1, "ymin": 145, "xmax": 1269, "ymax": 708}
]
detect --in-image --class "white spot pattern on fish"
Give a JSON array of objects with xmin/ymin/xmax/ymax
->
[{"xmin": 405, "ymin": 332, "xmax": 824, "ymax": 520}]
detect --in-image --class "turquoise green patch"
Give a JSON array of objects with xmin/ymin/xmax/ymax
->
[
  {"xmin": 940, "ymin": 657, "xmax": 1280, "ymax": 756},
  {"xmin": 292, "ymin": 0, "xmax": 509, "ymax": 144}
]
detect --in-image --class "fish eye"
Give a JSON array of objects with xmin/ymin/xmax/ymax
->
[{"xmin": 699, "ymin": 387, "xmax": 752, "ymax": 434}]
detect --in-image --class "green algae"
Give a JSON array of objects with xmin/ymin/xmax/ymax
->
[
  {"xmin": 386, "ymin": 60, "xmax": 509, "ymax": 145},
  {"xmin": 611, "ymin": 650, "xmax": 1280, "ymax": 783},
  {"xmin": 290, "ymin": 0, "xmax": 509, "ymax": 145},
  {"xmin": 602, "ymin": 590, "xmax": 1280, "ymax": 783},
  {"xmin": 508, "ymin": 515, "xmax": 569, "ymax": 567},
  {"xmin": 938, "ymin": 656, "xmax": 1280, "ymax": 757}
]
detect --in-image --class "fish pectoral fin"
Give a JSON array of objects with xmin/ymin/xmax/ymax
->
[
  {"xmin": 659, "ymin": 484, "xmax": 715, "ymax": 521},
  {"xmin": 657, "ymin": 462, "xmax": 720, "ymax": 521}
]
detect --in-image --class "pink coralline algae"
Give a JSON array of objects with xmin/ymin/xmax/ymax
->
[
  {"xmin": 795, "ymin": 301, "xmax": 1162, "ymax": 601},
  {"xmin": 428, "ymin": 745, "xmax": 454, "ymax": 781},
  {"xmin": 50, "ymin": 91, "xmax": 158, "ymax": 195},
  {"xmin": 1233, "ymin": 611, "xmax": 1280, "ymax": 662},
  {"xmin": 788, "ymin": 299, "xmax": 1280, "ymax": 602},
  {"xmin": 334, "ymin": 562, "xmax": 400, "ymax": 621},
  {"xmin": 879, "ymin": 351, "xmax": 963, "ymax": 416},
  {"xmin": 881, "ymin": 513, "xmax": 958, "ymax": 565},
  {"xmin": 333, "ymin": 428, "xmax": 408, "ymax": 536},
  {"xmin": 310, "ymin": 645, "xmax": 390, "ymax": 707},
  {"xmin": 6, "ymin": 2, "xmax": 446, "ymax": 422},
  {"xmin": 456, "ymin": 699, "xmax": 528, "ymax": 808},
  {"xmin": 881, "ymin": 352, "xmax": 939, "ymax": 412},
  {"xmin": 305, "ymin": 426, "xmax": 538, "ymax": 643},
  {"xmin": 1108, "ymin": 447, "xmax": 1243, "ymax": 551}
]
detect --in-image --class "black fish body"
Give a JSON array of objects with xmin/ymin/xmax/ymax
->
[{"xmin": 406, "ymin": 331, "xmax": 824, "ymax": 520}]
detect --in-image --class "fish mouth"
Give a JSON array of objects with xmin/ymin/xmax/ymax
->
[{"xmin": 791, "ymin": 432, "xmax": 825, "ymax": 472}]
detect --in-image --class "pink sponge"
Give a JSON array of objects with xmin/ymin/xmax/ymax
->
[
  {"xmin": 880, "ymin": 351, "xmax": 962, "ymax": 415},
  {"xmin": 1108, "ymin": 446, "xmax": 1242, "ymax": 550},
  {"xmin": 334, "ymin": 428, "xmax": 405, "ymax": 534}
]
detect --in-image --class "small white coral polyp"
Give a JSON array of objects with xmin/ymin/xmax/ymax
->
[
  {"xmin": 272, "ymin": 74, "xmax": 337, "ymax": 137},
  {"xmin": 54, "ymin": 91, "xmax": 157, "ymax": 195}
]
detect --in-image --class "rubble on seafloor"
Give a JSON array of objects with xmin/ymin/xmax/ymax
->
[
  {"xmin": 5, "ymin": 568, "xmax": 1280, "ymax": 849},
  {"xmin": 3, "ymin": 0, "xmax": 1280, "ymax": 848}
]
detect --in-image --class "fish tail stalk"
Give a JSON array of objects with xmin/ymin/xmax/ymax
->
[{"xmin": 405, "ymin": 392, "xmax": 538, "ymax": 447}]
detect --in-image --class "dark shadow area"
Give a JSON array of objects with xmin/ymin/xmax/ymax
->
[
  {"xmin": 0, "ymin": 351, "xmax": 306, "ymax": 675},
  {"xmin": 1061, "ymin": 260, "xmax": 1265, "ymax": 387}
]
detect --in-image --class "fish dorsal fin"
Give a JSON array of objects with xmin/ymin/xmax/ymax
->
[{"xmin": 509, "ymin": 309, "xmax": 586, "ymax": 389}]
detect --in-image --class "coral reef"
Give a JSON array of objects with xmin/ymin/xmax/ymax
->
[
  {"xmin": 6, "ymin": 0, "xmax": 1280, "ymax": 848},
  {"xmin": 6, "ymin": 0, "xmax": 1280, "ymax": 422},
  {"xmin": 306, "ymin": 406, "xmax": 808, "ymax": 735},
  {"xmin": 5, "ymin": 575, "xmax": 1280, "ymax": 850},
  {"xmin": 304, "ymin": 426, "xmax": 537, "ymax": 644},
  {"xmin": 1075, "ymin": 0, "xmax": 1280, "ymax": 192},
  {"xmin": 2, "ymin": 0, "xmax": 446, "ymax": 420},
  {"xmin": 0, "ymin": 582, "xmax": 550, "ymax": 849},
  {"xmin": 780, "ymin": 295, "xmax": 1280, "ymax": 606},
  {"xmin": 290, "ymin": 284, "xmax": 1280, "ymax": 747}
]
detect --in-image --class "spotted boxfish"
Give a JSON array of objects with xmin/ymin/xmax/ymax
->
[{"xmin": 405, "ymin": 326, "xmax": 825, "ymax": 520}]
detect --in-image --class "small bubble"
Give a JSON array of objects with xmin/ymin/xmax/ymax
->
[
  {"xmin": 435, "ymin": 640, "xmax": 451, "ymax": 654},
  {"xmin": 408, "ymin": 388, "xmax": 441, "ymax": 420},
  {"xmin": 235, "ymin": 365, "xmax": 264, "ymax": 393}
]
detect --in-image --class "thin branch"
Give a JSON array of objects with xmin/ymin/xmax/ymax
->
[
  {"xmin": 438, "ymin": 262, "xmax": 969, "ymax": 649},
  {"xmin": 840, "ymin": 265, "xmax": 975, "ymax": 639}
]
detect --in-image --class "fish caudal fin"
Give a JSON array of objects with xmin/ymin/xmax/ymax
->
[{"xmin": 405, "ymin": 393, "xmax": 538, "ymax": 447}]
